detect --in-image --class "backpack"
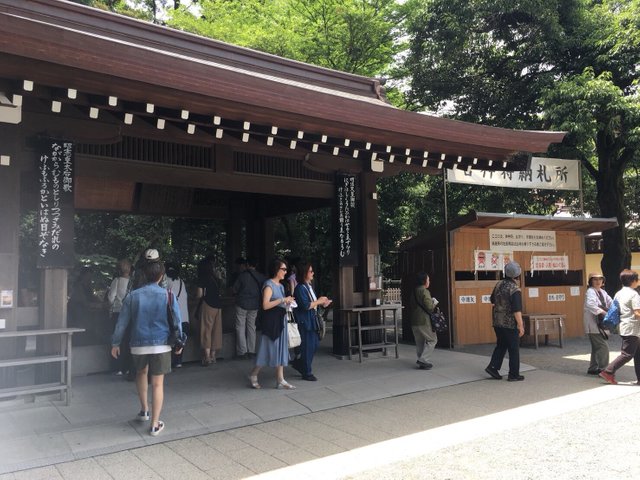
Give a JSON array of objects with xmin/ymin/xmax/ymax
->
[{"xmin": 603, "ymin": 299, "xmax": 621, "ymax": 330}]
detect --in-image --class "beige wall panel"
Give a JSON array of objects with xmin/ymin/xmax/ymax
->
[
  {"xmin": 522, "ymin": 286, "xmax": 584, "ymax": 337},
  {"xmin": 452, "ymin": 287, "xmax": 495, "ymax": 345}
]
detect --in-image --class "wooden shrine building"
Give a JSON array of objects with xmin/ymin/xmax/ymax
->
[
  {"xmin": 398, "ymin": 212, "xmax": 618, "ymax": 347},
  {"xmin": 0, "ymin": 0, "xmax": 567, "ymax": 372}
]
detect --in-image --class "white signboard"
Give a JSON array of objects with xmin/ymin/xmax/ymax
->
[
  {"xmin": 548, "ymin": 293, "xmax": 566, "ymax": 302},
  {"xmin": 459, "ymin": 295, "xmax": 477, "ymax": 304},
  {"xmin": 474, "ymin": 250, "xmax": 513, "ymax": 271},
  {"xmin": 528, "ymin": 288, "xmax": 539, "ymax": 298},
  {"xmin": 489, "ymin": 229, "xmax": 556, "ymax": 252},
  {"xmin": 570, "ymin": 287, "xmax": 581, "ymax": 296},
  {"xmin": 446, "ymin": 157, "xmax": 580, "ymax": 191},
  {"xmin": 481, "ymin": 295, "xmax": 492, "ymax": 304},
  {"xmin": 530, "ymin": 255, "xmax": 569, "ymax": 273}
]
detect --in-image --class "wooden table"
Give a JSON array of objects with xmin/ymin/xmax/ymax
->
[
  {"xmin": 522, "ymin": 314, "xmax": 565, "ymax": 349},
  {"xmin": 342, "ymin": 305, "xmax": 402, "ymax": 362}
]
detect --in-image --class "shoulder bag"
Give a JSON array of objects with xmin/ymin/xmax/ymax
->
[
  {"xmin": 287, "ymin": 310, "xmax": 301, "ymax": 348},
  {"xmin": 414, "ymin": 290, "xmax": 448, "ymax": 334}
]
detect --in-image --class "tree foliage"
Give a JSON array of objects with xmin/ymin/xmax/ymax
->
[
  {"xmin": 404, "ymin": 0, "xmax": 640, "ymax": 291},
  {"xmin": 169, "ymin": 0, "xmax": 400, "ymax": 76}
]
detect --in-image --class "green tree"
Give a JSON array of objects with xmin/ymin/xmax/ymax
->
[
  {"xmin": 169, "ymin": 0, "xmax": 400, "ymax": 76},
  {"xmin": 404, "ymin": 0, "xmax": 640, "ymax": 292}
]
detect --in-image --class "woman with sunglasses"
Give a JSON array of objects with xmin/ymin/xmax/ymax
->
[
  {"xmin": 293, "ymin": 261, "xmax": 331, "ymax": 381},
  {"xmin": 249, "ymin": 257, "xmax": 296, "ymax": 389}
]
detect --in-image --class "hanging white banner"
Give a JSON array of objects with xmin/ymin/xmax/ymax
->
[
  {"xmin": 531, "ymin": 255, "xmax": 569, "ymax": 274},
  {"xmin": 489, "ymin": 229, "xmax": 556, "ymax": 252},
  {"xmin": 446, "ymin": 157, "xmax": 580, "ymax": 190}
]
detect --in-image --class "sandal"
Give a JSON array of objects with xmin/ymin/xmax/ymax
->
[
  {"xmin": 276, "ymin": 380, "xmax": 296, "ymax": 390},
  {"xmin": 249, "ymin": 375, "xmax": 261, "ymax": 389}
]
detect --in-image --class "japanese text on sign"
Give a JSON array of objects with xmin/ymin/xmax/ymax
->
[
  {"xmin": 459, "ymin": 295, "xmax": 477, "ymax": 304},
  {"xmin": 489, "ymin": 229, "xmax": 556, "ymax": 252},
  {"xmin": 336, "ymin": 174, "xmax": 358, "ymax": 266},
  {"xmin": 446, "ymin": 157, "xmax": 580, "ymax": 191},
  {"xmin": 37, "ymin": 140, "xmax": 75, "ymax": 268},
  {"xmin": 547, "ymin": 293, "xmax": 566, "ymax": 302},
  {"xmin": 530, "ymin": 255, "xmax": 569, "ymax": 274}
]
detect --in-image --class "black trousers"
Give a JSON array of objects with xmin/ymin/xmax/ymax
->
[
  {"xmin": 604, "ymin": 335, "xmax": 640, "ymax": 381},
  {"xmin": 489, "ymin": 326, "xmax": 520, "ymax": 377}
]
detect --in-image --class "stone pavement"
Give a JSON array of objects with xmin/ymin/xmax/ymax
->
[{"xmin": 1, "ymin": 336, "xmax": 638, "ymax": 479}]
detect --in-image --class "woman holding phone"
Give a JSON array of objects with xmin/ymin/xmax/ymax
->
[{"xmin": 293, "ymin": 261, "xmax": 332, "ymax": 381}]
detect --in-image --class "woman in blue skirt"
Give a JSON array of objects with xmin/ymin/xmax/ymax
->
[{"xmin": 249, "ymin": 257, "xmax": 296, "ymax": 390}]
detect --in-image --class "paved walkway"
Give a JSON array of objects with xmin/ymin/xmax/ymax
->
[{"xmin": 1, "ymin": 336, "xmax": 638, "ymax": 479}]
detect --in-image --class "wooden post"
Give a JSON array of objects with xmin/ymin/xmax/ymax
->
[{"xmin": 0, "ymin": 127, "xmax": 20, "ymax": 387}]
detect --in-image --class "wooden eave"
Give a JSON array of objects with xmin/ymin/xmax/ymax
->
[{"xmin": 0, "ymin": 0, "xmax": 566, "ymax": 173}]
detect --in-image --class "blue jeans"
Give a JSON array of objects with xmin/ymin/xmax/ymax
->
[{"xmin": 489, "ymin": 326, "xmax": 520, "ymax": 377}]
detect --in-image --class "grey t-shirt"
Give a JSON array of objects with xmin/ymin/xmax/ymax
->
[{"xmin": 233, "ymin": 269, "xmax": 267, "ymax": 310}]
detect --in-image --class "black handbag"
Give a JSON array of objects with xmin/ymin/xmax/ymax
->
[{"xmin": 414, "ymin": 290, "xmax": 448, "ymax": 333}]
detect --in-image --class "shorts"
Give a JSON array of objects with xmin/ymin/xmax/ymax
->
[{"xmin": 131, "ymin": 351, "xmax": 172, "ymax": 375}]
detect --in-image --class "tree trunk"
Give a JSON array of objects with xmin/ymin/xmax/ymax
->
[{"xmin": 597, "ymin": 161, "xmax": 631, "ymax": 295}]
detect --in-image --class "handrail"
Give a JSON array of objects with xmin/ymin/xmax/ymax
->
[
  {"xmin": 0, "ymin": 327, "xmax": 85, "ymax": 406},
  {"xmin": 0, "ymin": 328, "xmax": 85, "ymax": 338}
]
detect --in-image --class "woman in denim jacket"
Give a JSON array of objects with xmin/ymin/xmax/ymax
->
[{"xmin": 111, "ymin": 253, "xmax": 183, "ymax": 436}]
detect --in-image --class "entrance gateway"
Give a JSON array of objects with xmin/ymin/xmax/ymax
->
[{"xmin": 0, "ymin": 0, "xmax": 565, "ymax": 377}]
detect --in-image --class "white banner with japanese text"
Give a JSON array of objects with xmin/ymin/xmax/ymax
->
[
  {"xmin": 530, "ymin": 255, "xmax": 569, "ymax": 274},
  {"xmin": 489, "ymin": 229, "xmax": 556, "ymax": 252},
  {"xmin": 446, "ymin": 157, "xmax": 580, "ymax": 190}
]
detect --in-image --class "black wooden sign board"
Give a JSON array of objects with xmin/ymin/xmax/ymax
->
[
  {"xmin": 36, "ymin": 139, "xmax": 75, "ymax": 268},
  {"xmin": 336, "ymin": 173, "xmax": 359, "ymax": 266}
]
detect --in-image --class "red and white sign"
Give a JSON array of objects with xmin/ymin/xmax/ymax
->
[{"xmin": 530, "ymin": 255, "xmax": 569, "ymax": 273}]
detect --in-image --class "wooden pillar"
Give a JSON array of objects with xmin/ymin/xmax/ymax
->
[
  {"xmin": 360, "ymin": 173, "xmax": 381, "ymax": 307},
  {"xmin": 0, "ymin": 127, "xmax": 19, "ymax": 334},
  {"xmin": 0, "ymin": 125, "xmax": 20, "ymax": 387},
  {"xmin": 332, "ymin": 172, "xmax": 380, "ymax": 356}
]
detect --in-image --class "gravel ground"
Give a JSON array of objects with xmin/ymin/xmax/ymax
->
[{"xmin": 344, "ymin": 335, "xmax": 640, "ymax": 480}]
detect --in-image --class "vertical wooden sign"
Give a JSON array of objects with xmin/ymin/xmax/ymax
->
[
  {"xmin": 336, "ymin": 173, "xmax": 358, "ymax": 266},
  {"xmin": 37, "ymin": 139, "xmax": 75, "ymax": 268}
]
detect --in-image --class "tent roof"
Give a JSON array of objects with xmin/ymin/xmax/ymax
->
[{"xmin": 399, "ymin": 211, "xmax": 619, "ymax": 251}]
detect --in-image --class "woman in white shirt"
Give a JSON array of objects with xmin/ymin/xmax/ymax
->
[{"xmin": 599, "ymin": 269, "xmax": 640, "ymax": 385}]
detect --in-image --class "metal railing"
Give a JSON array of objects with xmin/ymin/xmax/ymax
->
[{"xmin": 0, "ymin": 328, "xmax": 84, "ymax": 406}]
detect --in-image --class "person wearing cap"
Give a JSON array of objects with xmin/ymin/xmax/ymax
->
[
  {"xmin": 583, "ymin": 272, "xmax": 612, "ymax": 375},
  {"xmin": 485, "ymin": 261, "xmax": 525, "ymax": 381}
]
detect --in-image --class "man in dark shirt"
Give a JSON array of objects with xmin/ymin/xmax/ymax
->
[
  {"xmin": 232, "ymin": 257, "xmax": 266, "ymax": 358},
  {"xmin": 485, "ymin": 261, "xmax": 525, "ymax": 381}
]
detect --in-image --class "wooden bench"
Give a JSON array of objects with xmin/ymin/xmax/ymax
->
[
  {"xmin": 0, "ymin": 328, "xmax": 84, "ymax": 405},
  {"xmin": 522, "ymin": 314, "xmax": 564, "ymax": 349}
]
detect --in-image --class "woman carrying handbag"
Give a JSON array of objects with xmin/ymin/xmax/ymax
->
[{"xmin": 292, "ymin": 261, "xmax": 332, "ymax": 381}]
